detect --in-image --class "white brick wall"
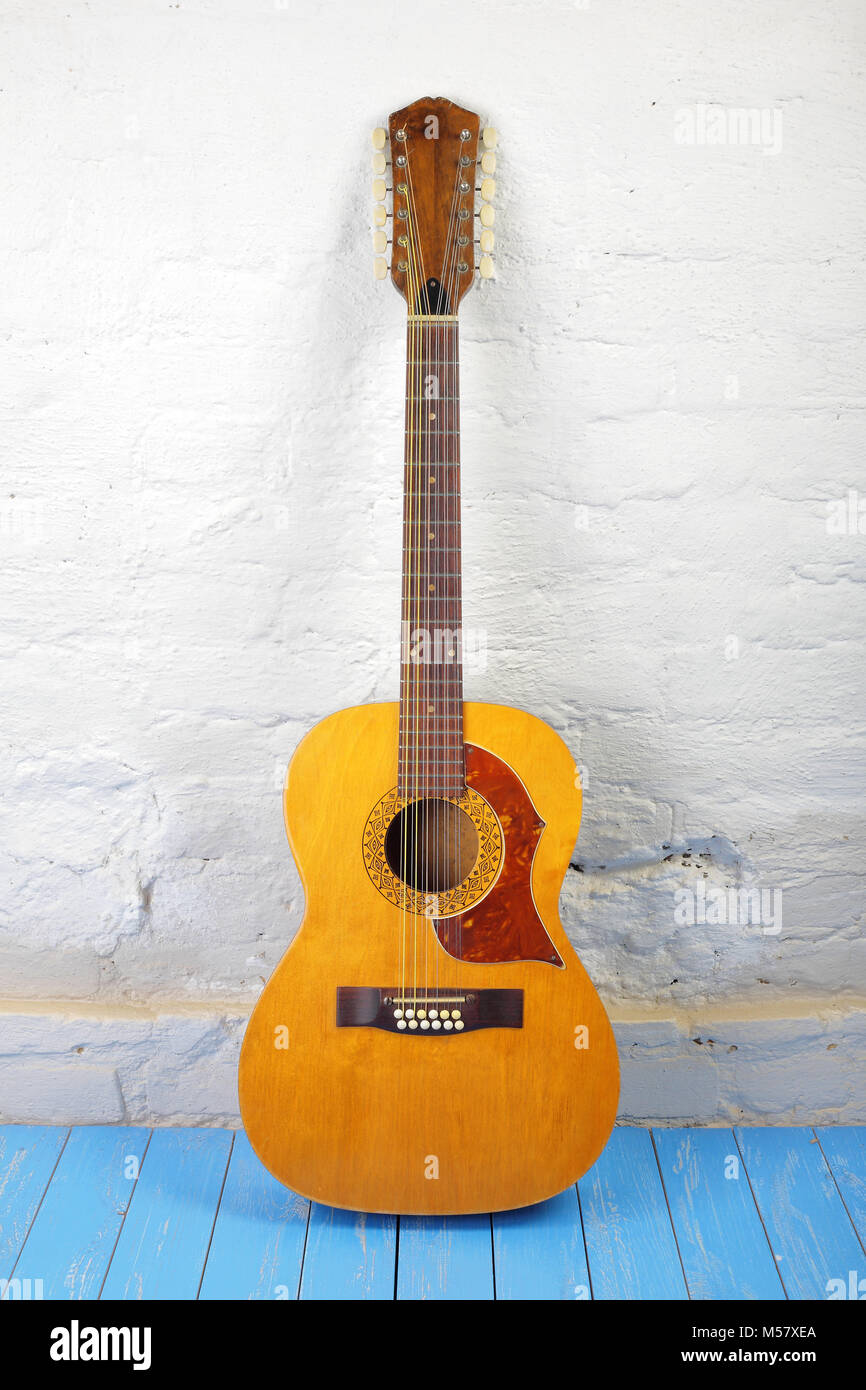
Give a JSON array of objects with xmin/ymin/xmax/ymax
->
[{"xmin": 1, "ymin": 0, "xmax": 864, "ymax": 1122}]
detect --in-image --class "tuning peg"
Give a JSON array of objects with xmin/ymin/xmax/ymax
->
[
  {"xmin": 480, "ymin": 228, "xmax": 495, "ymax": 253},
  {"xmin": 372, "ymin": 177, "xmax": 387, "ymax": 202},
  {"xmin": 479, "ymin": 203, "xmax": 495, "ymax": 228},
  {"xmin": 372, "ymin": 229, "xmax": 388, "ymax": 254},
  {"xmin": 374, "ymin": 257, "xmax": 389, "ymax": 280},
  {"xmin": 479, "ymin": 254, "xmax": 495, "ymax": 279},
  {"xmin": 371, "ymin": 127, "xmax": 387, "ymax": 150},
  {"xmin": 482, "ymin": 126, "xmax": 498, "ymax": 149},
  {"xmin": 372, "ymin": 151, "xmax": 387, "ymax": 174},
  {"xmin": 481, "ymin": 151, "xmax": 496, "ymax": 175},
  {"xmin": 373, "ymin": 204, "xmax": 387, "ymax": 227},
  {"xmin": 480, "ymin": 177, "xmax": 496, "ymax": 202}
]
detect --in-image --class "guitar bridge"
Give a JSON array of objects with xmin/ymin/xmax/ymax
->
[{"xmin": 336, "ymin": 987, "xmax": 523, "ymax": 1035}]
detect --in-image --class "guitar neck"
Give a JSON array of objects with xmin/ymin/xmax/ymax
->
[{"xmin": 398, "ymin": 313, "xmax": 465, "ymax": 798}]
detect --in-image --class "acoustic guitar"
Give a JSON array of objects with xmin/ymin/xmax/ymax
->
[{"xmin": 239, "ymin": 96, "xmax": 619, "ymax": 1215}]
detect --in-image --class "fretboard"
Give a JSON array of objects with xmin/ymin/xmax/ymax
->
[{"xmin": 398, "ymin": 316, "xmax": 464, "ymax": 798}]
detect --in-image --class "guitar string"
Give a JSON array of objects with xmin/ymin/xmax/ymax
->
[
  {"xmin": 429, "ymin": 143, "xmax": 467, "ymax": 1014},
  {"xmin": 400, "ymin": 135, "xmax": 423, "ymax": 1019},
  {"xmin": 405, "ymin": 129, "xmax": 462, "ymax": 1017},
  {"xmin": 402, "ymin": 152, "xmax": 419, "ymax": 1017},
  {"xmin": 437, "ymin": 152, "xmax": 465, "ymax": 997},
  {"xmin": 401, "ymin": 132, "xmax": 427, "ymax": 1015},
  {"xmin": 439, "ymin": 134, "xmax": 472, "ymax": 985}
]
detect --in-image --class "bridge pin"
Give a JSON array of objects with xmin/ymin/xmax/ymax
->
[
  {"xmin": 417, "ymin": 1009, "xmax": 427, "ymax": 1020},
  {"xmin": 431, "ymin": 1019, "xmax": 441, "ymax": 1029},
  {"xmin": 428, "ymin": 1009, "xmax": 438, "ymax": 1019},
  {"xmin": 405, "ymin": 1009, "xmax": 415, "ymax": 1019},
  {"xmin": 454, "ymin": 1020, "xmax": 464, "ymax": 1030},
  {"xmin": 452, "ymin": 1010, "xmax": 461, "ymax": 1020},
  {"xmin": 393, "ymin": 1008, "xmax": 403, "ymax": 1019},
  {"xmin": 440, "ymin": 1010, "xmax": 450, "ymax": 1020},
  {"xmin": 420, "ymin": 1019, "xmax": 430, "ymax": 1029},
  {"xmin": 408, "ymin": 1019, "xmax": 418, "ymax": 1029},
  {"xmin": 397, "ymin": 1020, "xmax": 407, "ymax": 1030},
  {"xmin": 443, "ymin": 1020, "xmax": 453, "ymax": 1030}
]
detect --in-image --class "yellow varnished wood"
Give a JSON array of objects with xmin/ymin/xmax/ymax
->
[{"xmin": 238, "ymin": 701, "xmax": 619, "ymax": 1215}]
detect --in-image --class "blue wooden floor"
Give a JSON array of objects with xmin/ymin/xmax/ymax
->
[{"xmin": 1, "ymin": 1125, "xmax": 864, "ymax": 1300}]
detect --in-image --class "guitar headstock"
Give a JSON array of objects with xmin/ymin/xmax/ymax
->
[{"xmin": 371, "ymin": 97, "xmax": 496, "ymax": 313}]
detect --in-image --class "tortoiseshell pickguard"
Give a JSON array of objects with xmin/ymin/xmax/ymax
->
[{"xmin": 434, "ymin": 743, "xmax": 563, "ymax": 967}]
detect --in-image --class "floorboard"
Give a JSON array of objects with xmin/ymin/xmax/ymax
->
[
  {"xmin": 100, "ymin": 1128, "xmax": 232, "ymax": 1300},
  {"xmin": 578, "ymin": 1127, "xmax": 689, "ymax": 1300},
  {"xmin": 199, "ymin": 1132, "xmax": 309, "ymax": 1300},
  {"xmin": 735, "ymin": 1126, "xmax": 865, "ymax": 1300},
  {"xmin": 0, "ymin": 1125, "xmax": 68, "ymax": 1284},
  {"xmin": 299, "ymin": 1204, "xmax": 397, "ymax": 1300},
  {"xmin": 396, "ymin": 1214, "xmax": 495, "ymax": 1300},
  {"xmin": 654, "ymin": 1127, "xmax": 785, "ymax": 1300}
]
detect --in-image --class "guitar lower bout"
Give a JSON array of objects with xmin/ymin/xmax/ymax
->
[{"xmin": 238, "ymin": 701, "xmax": 620, "ymax": 1215}]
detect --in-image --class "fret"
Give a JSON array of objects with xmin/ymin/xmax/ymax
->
[
  {"xmin": 397, "ymin": 791, "xmax": 466, "ymax": 798},
  {"xmin": 400, "ymin": 761, "xmax": 467, "ymax": 772},
  {"xmin": 399, "ymin": 755, "xmax": 465, "ymax": 761}
]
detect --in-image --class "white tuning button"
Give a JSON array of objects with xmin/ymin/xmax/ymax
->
[
  {"xmin": 371, "ymin": 127, "xmax": 387, "ymax": 150},
  {"xmin": 479, "ymin": 255, "xmax": 495, "ymax": 279},
  {"xmin": 480, "ymin": 228, "xmax": 495, "ymax": 253},
  {"xmin": 372, "ymin": 177, "xmax": 387, "ymax": 202},
  {"xmin": 372, "ymin": 151, "xmax": 387, "ymax": 174},
  {"xmin": 481, "ymin": 151, "xmax": 496, "ymax": 175},
  {"xmin": 373, "ymin": 204, "xmax": 387, "ymax": 227},
  {"xmin": 372, "ymin": 229, "xmax": 387, "ymax": 254},
  {"xmin": 479, "ymin": 204, "xmax": 495, "ymax": 228},
  {"xmin": 373, "ymin": 257, "xmax": 389, "ymax": 280},
  {"xmin": 480, "ymin": 177, "xmax": 496, "ymax": 203},
  {"xmin": 482, "ymin": 126, "xmax": 498, "ymax": 149}
]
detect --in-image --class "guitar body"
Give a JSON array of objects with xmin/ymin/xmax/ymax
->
[{"xmin": 239, "ymin": 700, "xmax": 619, "ymax": 1215}]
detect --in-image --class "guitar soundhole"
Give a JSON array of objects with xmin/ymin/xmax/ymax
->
[{"xmin": 384, "ymin": 798, "xmax": 479, "ymax": 893}]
